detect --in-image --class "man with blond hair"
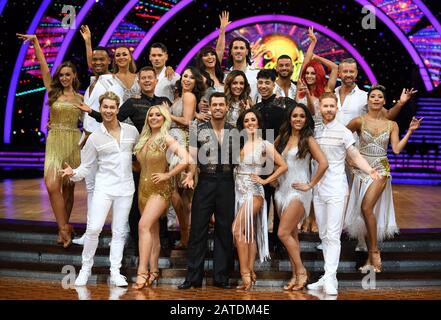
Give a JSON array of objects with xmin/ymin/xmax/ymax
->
[{"xmin": 61, "ymin": 91, "xmax": 139, "ymax": 287}]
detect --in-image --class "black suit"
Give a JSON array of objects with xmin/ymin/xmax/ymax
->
[{"xmin": 184, "ymin": 121, "xmax": 236, "ymax": 285}]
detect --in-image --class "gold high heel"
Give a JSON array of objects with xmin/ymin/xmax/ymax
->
[
  {"xmin": 57, "ymin": 232, "xmax": 63, "ymax": 244},
  {"xmin": 291, "ymin": 271, "xmax": 309, "ymax": 291},
  {"xmin": 60, "ymin": 224, "xmax": 73, "ymax": 248},
  {"xmin": 251, "ymin": 271, "xmax": 257, "ymax": 285},
  {"xmin": 236, "ymin": 272, "xmax": 252, "ymax": 291},
  {"xmin": 147, "ymin": 270, "xmax": 160, "ymax": 287},
  {"xmin": 132, "ymin": 272, "xmax": 149, "ymax": 290},
  {"xmin": 370, "ymin": 250, "xmax": 382, "ymax": 273},
  {"xmin": 283, "ymin": 276, "xmax": 297, "ymax": 291}
]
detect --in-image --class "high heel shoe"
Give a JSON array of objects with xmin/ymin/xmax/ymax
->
[
  {"xmin": 147, "ymin": 270, "xmax": 160, "ymax": 287},
  {"xmin": 283, "ymin": 276, "xmax": 297, "ymax": 291},
  {"xmin": 369, "ymin": 250, "xmax": 382, "ymax": 273},
  {"xmin": 291, "ymin": 271, "xmax": 309, "ymax": 291},
  {"xmin": 132, "ymin": 272, "xmax": 149, "ymax": 290},
  {"xmin": 236, "ymin": 272, "xmax": 252, "ymax": 291},
  {"xmin": 57, "ymin": 232, "xmax": 63, "ymax": 244},
  {"xmin": 358, "ymin": 257, "xmax": 372, "ymax": 273},
  {"xmin": 60, "ymin": 224, "xmax": 73, "ymax": 248},
  {"xmin": 251, "ymin": 271, "xmax": 257, "ymax": 285}
]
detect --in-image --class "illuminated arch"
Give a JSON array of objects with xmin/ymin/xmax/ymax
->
[{"xmin": 175, "ymin": 14, "xmax": 378, "ymax": 85}]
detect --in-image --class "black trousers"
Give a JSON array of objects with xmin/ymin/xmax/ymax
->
[
  {"xmin": 185, "ymin": 173, "xmax": 235, "ymax": 285},
  {"xmin": 128, "ymin": 171, "xmax": 169, "ymax": 253}
]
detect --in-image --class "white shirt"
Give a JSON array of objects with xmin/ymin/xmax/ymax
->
[
  {"xmin": 71, "ymin": 122, "xmax": 139, "ymax": 196},
  {"xmin": 314, "ymin": 119, "xmax": 355, "ymax": 197},
  {"xmin": 274, "ymin": 81, "xmax": 297, "ymax": 100},
  {"xmin": 83, "ymin": 74, "xmax": 124, "ymax": 133},
  {"xmin": 335, "ymin": 85, "xmax": 368, "ymax": 126},
  {"xmin": 155, "ymin": 67, "xmax": 180, "ymax": 102}
]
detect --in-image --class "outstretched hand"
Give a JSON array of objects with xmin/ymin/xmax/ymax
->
[
  {"xmin": 182, "ymin": 173, "xmax": 194, "ymax": 189},
  {"xmin": 308, "ymin": 26, "xmax": 317, "ymax": 43},
  {"xmin": 399, "ymin": 88, "xmax": 418, "ymax": 105},
  {"xmin": 80, "ymin": 25, "xmax": 91, "ymax": 42},
  {"xmin": 408, "ymin": 116, "xmax": 423, "ymax": 133},
  {"xmin": 59, "ymin": 162, "xmax": 75, "ymax": 178},
  {"xmin": 219, "ymin": 11, "xmax": 231, "ymax": 30},
  {"xmin": 17, "ymin": 33, "xmax": 37, "ymax": 43},
  {"xmin": 165, "ymin": 66, "xmax": 175, "ymax": 80},
  {"xmin": 76, "ymin": 102, "xmax": 92, "ymax": 113}
]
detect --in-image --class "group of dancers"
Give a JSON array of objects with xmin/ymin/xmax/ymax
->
[{"xmin": 16, "ymin": 10, "xmax": 422, "ymax": 295}]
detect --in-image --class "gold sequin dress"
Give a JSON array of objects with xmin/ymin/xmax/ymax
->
[
  {"xmin": 137, "ymin": 141, "xmax": 172, "ymax": 212},
  {"xmin": 44, "ymin": 101, "xmax": 82, "ymax": 184}
]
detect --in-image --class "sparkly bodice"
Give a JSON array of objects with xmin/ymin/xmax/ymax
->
[
  {"xmin": 280, "ymin": 146, "xmax": 311, "ymax": 184},
  {"xmin": 49, "ymin": 101, "xmax": 81, "ymax": 130},
  {"xmin": 358, "ymin": 116, "xmax": 392, "ymax": 177},
  {"xmin": 170, "ymin": 98, "xmax": 184, "ymax": 129},
  {"xmin": 226, "ymin": 101, "xmax": 244, "ymax": 128},
  {"xmin": 235, "ymin": 140, "xmax": 268, "ymax": 197},
  {"xmin": 114, "ymin": 74, "xmax": 141, "ymax": 104},
  {"xmin": 137, "ymin": 140, "xmax": 172, "ymax": 208}
]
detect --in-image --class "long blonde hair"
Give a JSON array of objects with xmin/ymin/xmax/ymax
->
[{"xmin": 133, "ymin": 103, "xmax": 171, "ymax": 155}]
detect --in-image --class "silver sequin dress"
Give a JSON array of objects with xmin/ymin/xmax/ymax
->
[
  {"xmin": 233, "ymin": 139, "xmax": 270, "ymax": 262},
  {"xmin": 345, "ymin": 116, "xmax": 399, "ymax": 242}
]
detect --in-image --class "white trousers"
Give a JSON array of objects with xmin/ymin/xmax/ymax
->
[
  {"xmin": 81, "ymin": 146, "xmax": 97, "ymax": 226},
  {"xmin": 81, "ymin": 190, "xmax": 133, "ymax": 274},
  {"xmin": 313, "ymin": 194, "xmax": 347, "ymax": 278}
]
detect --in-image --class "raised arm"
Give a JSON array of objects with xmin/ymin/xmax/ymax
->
[
  {"xmin": 390, "ymin": 117, "xmax": 422, "ymax": 154},
  {"xmin": 293, "ymin": 137, "xmax": 328, "ymax": 191},
  {"xmin": 80, "ymin": 25, "xmax": 93, "ymax": 71},
  {"xmin": 312, "ymin": 54, "xmax": 339, "ymax": 92},
  {"xmin": 299, "ymin": 27, "xmax": 317, "ymax": 77},
  {"xmin": 170, "ymin": 92, "xmax": 196, "ymax": 126},
  {"xmin": 216, "ymin": 11, "xmax": 231, "ymax": 63},
  {"xmin": 382, "ymin": 88, "xmax": 418, "ymax": 120},
  {"xmin": 17, "ymin": 34, "xmax": 52, "ymax": 90}
]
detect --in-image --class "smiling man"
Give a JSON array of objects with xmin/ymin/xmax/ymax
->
[
  {"xmin": 178, "ymin": 92, "xmax": 236, "ymax": 290},
  {"xmin": 61, "ymin": 91, "xmax": 139, "ymax": 287}
]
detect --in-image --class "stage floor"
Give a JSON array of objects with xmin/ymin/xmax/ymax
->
[
  {"xmin": 0, "ymin": 178, "xmax": 440, "ymax": 229},
  {"xmin": 0, "ymin": 277, "xmax": 440, "ymax": 300}
]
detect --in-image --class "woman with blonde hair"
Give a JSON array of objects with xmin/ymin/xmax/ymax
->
[{"xmin": 133, "ymin": 104, "xmax": 192, "ymax": 289}]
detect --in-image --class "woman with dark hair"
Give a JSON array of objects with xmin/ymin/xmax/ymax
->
[
  {"xmin": 274, "ymin": 103, "xmax": 328, "ymax": 290},
  {"xmin": 169, "ymin": 66, "xmax": 205, "ymax": 249},
  {"xmin": 17, "ymin": 33, "xmax": 83, "ymax": 248},
  {"xmin": 80, "ymin": 26, "xmax": 140, "ymax": 104},
  {"xmin": 233, "ymin": 109, "xmax": 288, "ymax": 290},
  {"xmin": 224, "ymin": 70, "xmax": 254, "ymax": 127},
  {"xmin": 195, "ymin": 46, "xmax": 224, "ymax": 92},
  {"xmin": 345, "ymin": 85, "xmax": 422, "ymax": 273}
]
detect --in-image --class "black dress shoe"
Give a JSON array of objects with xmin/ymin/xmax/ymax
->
[
  {"xmin": 177, "ymin": 280, "xmax": 202, "ymax": 290},
  {"xmin": 213, "ymin": 281, "xmax": 231, "ymax": 289}
]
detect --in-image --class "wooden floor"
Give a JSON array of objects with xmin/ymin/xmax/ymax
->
[
  {"xmin": 0, "ymin": 178, "xmax": 440, "ymax": 229},
  {"xmin": 1, "ymin": 277, "xmax": 441, "ymax": 300}
]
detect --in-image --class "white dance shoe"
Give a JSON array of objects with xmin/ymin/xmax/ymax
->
[
  {"xmin": 75, "ymin": 269, "xmax": 91, "ymax": 286},
  {"xmin": 109, "ymin": 272, "xmax": 128, "ymax": 287},
  {"xmin": 72, "ymin": 234, "xmax": 85, "ymax": 246}
]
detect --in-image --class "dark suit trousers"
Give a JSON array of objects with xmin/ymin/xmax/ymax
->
[{"xmin": 185, "ymin": 173, "xmax": 235, "ymax": 284}]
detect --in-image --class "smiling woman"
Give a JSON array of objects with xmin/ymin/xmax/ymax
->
[{"xmin": 15, "ymin": 33, "xmax": 83, "ymax": 249}]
